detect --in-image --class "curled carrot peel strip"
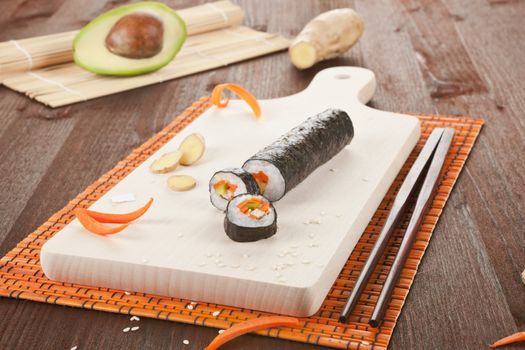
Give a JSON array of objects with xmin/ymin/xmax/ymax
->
[
  {"xmin": 85, "ymin": 198, "xmax": 154, "ymax": 223},
  {"xmin": 75, "ymin": 209, "xmax": 129, "ymax": 236},
  {"xmin": 205, "ymin": 316, "xmax": 300, "ymax": 350},
  {"xmin": 211, "ymin": 83, "xmax": 261, "ymax": 118},
  {"xmin": 490, "ymin": 332, "xmax": 525, "ymax": 348}
]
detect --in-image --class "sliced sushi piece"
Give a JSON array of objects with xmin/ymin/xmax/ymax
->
[
  {"xmin": 224, "ymin": 194, "xmax": 277, "ymax": 242},
  {"xmin": 243, "ymin": 108, "xmax": 354, "ymax": 201},
  {"xmin": 209, "ymin": 168, "xmax": 260, "ymax": 211}
]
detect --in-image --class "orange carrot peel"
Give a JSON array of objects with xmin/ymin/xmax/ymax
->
[
  {"xmin": 205, "ymin": 316, "xmax": 300, "ymax": 350},
  {"xmin": 75, "ymin": 198, "xmax": 154, "ymax": 235},
  {"xmin": 75, "ymin": 209, "xmax": 129, "ymax": 236},
  {"xmin": 490, "ymin": 332, "xmax": 525, "ymax": 348},
  {"xmin": 211, "ymin": 83, "xmax": 261, "ymax": 118},
  {"xmin": 85, "ymin": 198, "xmax": 154, "ymax": 223}
]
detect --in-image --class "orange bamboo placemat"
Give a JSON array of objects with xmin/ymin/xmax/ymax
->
[{"xmin": 0, "ymin": 97, "xmax": 483, "ymax": 350}]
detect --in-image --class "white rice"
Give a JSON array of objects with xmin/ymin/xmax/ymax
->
[
  {"xmin": 226, "ymin": 194, "xmax": 275, "ymax": 228},
  {"xmin": 243, "ymin": 159, "xmax": 285, "ymax": 201},
  {"xmin": 209, "ymin": 171, "xmax": 249, "ymax": 211}
]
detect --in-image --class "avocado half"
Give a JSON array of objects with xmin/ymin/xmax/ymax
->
[{"xmin": 73, "ymin": 2, "xmax": 186, "ymax": 76}]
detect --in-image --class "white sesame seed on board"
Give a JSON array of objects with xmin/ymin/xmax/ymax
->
[
  {"xmin": 187, "ymin": 304, "xmax": 194, "ymax": 310},
  {"xmin": 218, "ymin": 329, "xmax": 225, "ymax": 334},
  {"xmin": 308, "ymin": 233, "xmax": 315, "ymax": 239},
  {"xmin": 245, "ymin": 266, "xmax": 256, "ymax": 271},
  {"xmin": 212, "ymin": 311, "xmax": 221, "ymax": 317},
  {"xmin": 124, "ymin": 291, "xmax": 131, "ymax": 295},
  {"xmin": 197, "ymin": 262, "xmax": 207, "ymax": 267},
  {"xmin": 177, "ymin": 233, "xmax": 184, "ymax": 238},
  {"xmin": 123, "ymin": 327, "xmax": 131, "ymax": 333},
  {"xmin": 278, "ymin": 277, "xmax": 287, "ymax": 283},
  {"xmin": 131, "ymin": 326, "xmax": 139, "ymax": 331},
  {"xmin": 301, "ymin": 259, "xmax": 312, "ymax": 265},
  {"xmin": 130, "ymin": 316, "xmax": 140, "ymax": 321},
  {"xmin": 218, "ymin": 263, "xmax": 226, "ymax": 268},
  {"xmin": 183, "ymin": 339, "xmax": 190, "ymax": 345},
  {"xmin": 206, "ymin": 253, "xmax": 213, "ymax": 258},
  {"xmin": 71, "ymin": 346, "xmax": 78, "ymax": 350},
  {"xmin": 289, "ymin": 244, "xmax": 299, "ymax": 249},
  {"xmin": 230, "ymin": 264, "xmax": 240, "ymax": 268}
]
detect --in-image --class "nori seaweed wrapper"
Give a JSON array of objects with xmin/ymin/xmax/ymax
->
[
  {"xmin": 223, "ymin": 215, "xmax": 277, "ymax": 242},
  {"xmin": 244, "ymin": 108, "xmax": 354, "ymax": 200},
  {"xmin": 209, "ymin": 168, "xmax": 260, "ymax": 195}
]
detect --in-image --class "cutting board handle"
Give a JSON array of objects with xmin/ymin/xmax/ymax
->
[{"xmin": 297, "ymin": 67, "xmax": 377, "ymax": 107}]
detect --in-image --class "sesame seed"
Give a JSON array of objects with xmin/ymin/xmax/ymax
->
[
  {"xmin": 317, "ymin": 263, "xmax": 325, "ymax": 268},
  {"xmin": 320, "ymin": 211, "xmax": 326, "ymax": 216},
  {"xmin": 336, "ymin": 214, "xmax": 342, "ymax": 218},
  {"xmin": 289, "ymin": 244, "xmax": 299, "ymax": 249},
  {"xmin": 301, "ymin": 259, "xmax": 312, "ymax": 264},
  {"xmin": 308, "ymin": 242, "xmax": 320, "ymax": 248},
  {"xmin": 278, "ymin": 277, "xmax": 287, "ymax": 283},
  {"xmin": 218, "ymin": 329, "xmax": 225, "ymax": 334},
  {"xmin": 218, "ymin": 263, "xmax": 226, "ymax": 268},
  {"xmin": 214, "ymin": 259, "xmax": 221, "ymax": 264},
  {"xmin": 123, "ymin": 327, "xmax": 131, "ymax": 333},
  {"xmin": 362, "ymin": 178, "xmax": 369, "ymax": 182},
  {"xmin": 198, "ymin": 262, "xmax": 207, "ymax": 267},
  {"xmin": 190, "ymin": 301, "xmax": 197, "ymax": 305},
  {"xmin": 183, "ymin": 340, "xmax": 190, "ymax": 345},
  {"xmin": 130, "ymin": 316, "xmax": 140, "ymax": 321},
  {"xmin": 187, "ymin": 304, "xmax": 194, "ymax": 310},
  {"xmin": 242, "ymin": 253, "xmax": 250, "ymax": 258},
  {"xmin": 142, "ymin": 258, "xmax": 149, "ymax": 263},
  {"xmin": 215, "ymin": 253, "xmax": 221, "ymax": 257},
  {"xmin": 177, "ymin": 233, "xmax": 184, "ymax": 238},
  {"xmin": 308, "ymin": 233, "xmax": 315, "ymax": 239},
  {"xmin": 212, "ymin": 311, "xmax": 221, "ymax": 317},
  {"xmin": 71, "ymin": 346, "xmax": 78, "ymax": 350},
  {"xmin": 291, "ymin": 252, "xmax": 299, "ymax": 257},
  {"xmin": 124, "ymin": 291, "xmax": 131, "ymax": 295},
  {"xmin": 230, "ymin": 264, "xmax": 240, "ymax": 268},
  {"xmin": 206, "ymin": 253, "xmax": 213, "ymax": 258},
  {"xmin": 246, "ymin": 266, "xmax": 256, "ymax": 271},
  {"xmin": 329, "ymin": 168, "xmax": 337, "ymax": 172},
  {"xmin": 131, "ymin": 326, "xmax": 139, "ymax": 331}
]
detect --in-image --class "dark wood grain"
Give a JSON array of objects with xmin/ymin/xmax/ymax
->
[{"xmin": 1, "ymin": 0, "xmax": 524, "ymax": 349}]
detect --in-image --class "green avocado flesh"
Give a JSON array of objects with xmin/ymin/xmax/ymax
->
[
  {"xmin": 245, "ymin": 203, "xmax": 260, "ymax": 210},
  {"xmin": 73, "ymin": 2, "xmax": 187, "ymax": 76},
  {"xmin": 215, "ymin": 183, "xmax": 227, "ymax": 196}
]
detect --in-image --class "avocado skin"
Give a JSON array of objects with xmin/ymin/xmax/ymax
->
[{"xmin": 73, "ymin": 2, "xmax": 187, "ymax": 76}]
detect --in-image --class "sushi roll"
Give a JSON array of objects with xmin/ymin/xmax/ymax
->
[
  {"xmin": 209, "ymin": 168, "xmax": 260, "ymax": 211},
  {"xmin": 224, "ymin": 194, "xmax": 277, "ymax": 242},
  {"xmin": 243, "ymin": 108, "xmax": 354, "ymax": 201}
]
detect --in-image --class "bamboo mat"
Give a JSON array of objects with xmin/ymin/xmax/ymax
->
[
  {"xmin": 0, "ymin": 98, "xmax": 484, "ymax": 350},
  {"xmin": 1, "ymin": 27, "xmax": 289, "ymax": 108}
]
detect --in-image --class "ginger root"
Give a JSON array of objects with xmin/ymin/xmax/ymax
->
[{"xmin": 289, "ymin": 9, "xmax": 364, "ymax": 69}]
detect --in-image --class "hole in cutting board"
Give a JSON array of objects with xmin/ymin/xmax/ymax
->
[{"xmin": 334, "ymin": 73, "xmax": 351, "ymax": 80}]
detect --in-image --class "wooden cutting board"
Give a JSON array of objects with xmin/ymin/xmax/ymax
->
[{"xmin": 41, "ymin": 67, "xmax": 420, "ymax": 317}]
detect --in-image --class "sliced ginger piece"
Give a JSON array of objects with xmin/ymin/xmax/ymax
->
[
  {"xmin": 168, "ymin": 175, "xmax": 196, "ymax": 191},
  {"xmin": 150, "ymin": 150, "xmax": 182, "ymax": 174},
  {"xmin": 289, "ymin": 8, "xmax": 364, "ymax": 69},
  {"xmin": 178, "ymin": 133, "xmax": 205, "ymax": 165}
]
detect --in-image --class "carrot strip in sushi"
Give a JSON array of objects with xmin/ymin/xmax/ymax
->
[
  {"xmin": 75, "ymin": 209, "xmax": 129, "ymax": 235},
  {"xmin": 205, "ymin": 316, "xmax": 300, "ymax": 350},
  {"xmin": 211, "ymin": 83, "xmax": 261, "ymax": 118},
  {"xmin": 490, "ymin": 332, "xmax": 525, "ymax": 348},
  {"xmin": 85, "ymin": 198, "xmax": 154, "ymax": 223}
]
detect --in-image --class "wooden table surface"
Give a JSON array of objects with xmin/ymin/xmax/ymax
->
[{"xmin": 1, "ymin": 0, "xmax": 524, "ymax": 349}]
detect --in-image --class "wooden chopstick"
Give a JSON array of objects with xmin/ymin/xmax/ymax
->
[
  {"xmin": 368, "ymin": 128, "xmax": 455, "ymax": 327},
  {"xmin": 338, "ymin": 128, "xmax": 446, "ymax": 323}
]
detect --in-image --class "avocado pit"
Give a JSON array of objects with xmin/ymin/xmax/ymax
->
[{"xmin": 105, "ymin": 11, "xmax": 164, "ymax": 59}]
